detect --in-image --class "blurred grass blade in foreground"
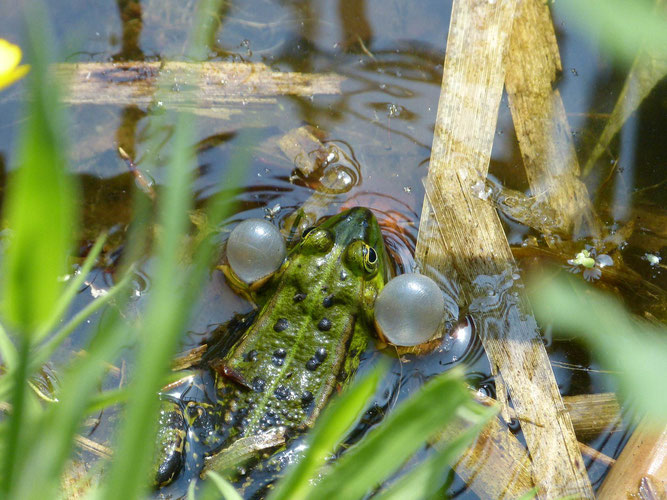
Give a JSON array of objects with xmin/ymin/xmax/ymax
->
[
  {"xmin": 0, "ymin": 3, "xmax": 76, "ymax": 495},
  {"xmin": 531, "ymin": 275, "xmax": 667, "ymax": 422},
  {"xmin": 102, "ymin": 0, "xmax": 240, "ymax": 496},
  {"xmin": 304, "ymin": 366, "xmax": 474, "ymax": 499},
  {"xmin": 558, "ymin": 0, "xmax": 667, "ymax": 66},
  {"xmin": 2, "ymin": 17, "xmax": 75, "ymax": 337},
  {"xmin": 269, "ymin": 363, "xmax": 387, "ymax": 500},
  {"xmin": 374, "ymin": 401, "xmax": 498, "ymax": 500}
]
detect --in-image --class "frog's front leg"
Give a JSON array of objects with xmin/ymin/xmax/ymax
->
[{"xmin": 153, "ymin": 398, "xmax": 187, "ymax": 487}]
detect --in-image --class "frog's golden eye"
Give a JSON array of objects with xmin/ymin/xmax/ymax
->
[
  {"xmin": 301, "ymin": 228, "xmax": 334, "ymax": 254},
  {"xmin": 344, "ymin": 240, "xmax": 378, "ymax": 277},
  {"xmin": 363, "ymin": 245, "xmax": 378, "ymax": 274},
  {"xmin": 367, "ymin": 247, "xmax": 378, "ymax": 266}
]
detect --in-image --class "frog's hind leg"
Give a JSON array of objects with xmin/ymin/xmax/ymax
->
[{"xmin": 152, "ymin": 398, "xmax": 187, "ymax": 487}]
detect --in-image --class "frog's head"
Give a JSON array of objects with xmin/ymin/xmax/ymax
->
[{"xmin": 296, "ymin": 207, "xmax": 389, "ymax": 324}]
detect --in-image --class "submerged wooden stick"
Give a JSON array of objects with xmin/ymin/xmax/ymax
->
[
  {"xmin": 504, "ymin": 0, "xmax": 601, "ymax": 240},
  {"xmin": 415, "ymin": 0, "xmax": 592, "ymax": 497},
  {"xmin": 475, "ymin": 391, "xmax": 623, "ymax": 441},
  {"xmin": 53, "ymin": 61, "xmax": 343, "ymax": 108},
  {"xmin": 563, "ymin": 392, "xmax": 623, "ymax": 440},
  {"xmin": 597, "ymin": 416, "xmax": 667, "ymax": 498}
]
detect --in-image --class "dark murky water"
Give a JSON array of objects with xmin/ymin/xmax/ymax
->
[{"xmin": 0, "ymin": 0, "xmax": 665, "ymax": 497}]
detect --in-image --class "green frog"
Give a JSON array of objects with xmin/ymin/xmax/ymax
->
[{"xmin": 153, "ymin": 207, "xmax": 389, "ymax": 487}]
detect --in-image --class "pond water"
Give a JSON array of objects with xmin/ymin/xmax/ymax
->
[{"xmin": 0, "ymin": 0, "xmax": 665, "ymax": 498}]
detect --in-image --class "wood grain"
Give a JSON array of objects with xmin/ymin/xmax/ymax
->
[
  {"xmin": 415, "ymin": 0, "xmax": 592, "ymax": 496},
  {"xmin": 53, "ymin": 61, "xmax": 343, "ymax": 113},
  {"xmin": 505, "ymin": 0, "xmax": 601, "ymax": 240},
  {"xmin": 597, "ymin": 417, "xmax": 667, "ymax": 499}
]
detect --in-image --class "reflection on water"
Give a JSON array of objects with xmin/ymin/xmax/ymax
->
[{"xmin": 0, "ymin": 0, "xmax": 664, "ymax": 497}]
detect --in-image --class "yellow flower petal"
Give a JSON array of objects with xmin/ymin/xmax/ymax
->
[
  {"xmin": 0, "ymin": 64, "xmax": 30, "ymax": 90},
  {"xmin": 0, "ymin": 39, "xmax": 22, "ymax": 73},
  {"xmin": 0, "ymin": 39, "xmax": 29, "ymax": 90}
]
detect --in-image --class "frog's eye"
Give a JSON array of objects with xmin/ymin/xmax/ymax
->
[
  {"xmin": 301, "ymin": 228, "xmax": 334, "ymax": 254},
  {"xmin": 344, "ymin": 240, "xmax": 378, "ymax": 277},
  {"xmin": 367, "ymin": 247, "xmax": 378, "ymax": 266},
  {"xmin": 302, "ymin": 227, "xmax": 316, "ymax": 238}
]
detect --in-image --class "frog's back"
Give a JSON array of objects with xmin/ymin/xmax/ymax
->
[{"xmin": 153, "ymin": 207, "xmax": 388, "ymax": 487}]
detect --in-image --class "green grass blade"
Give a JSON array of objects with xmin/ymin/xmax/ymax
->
[
  {"xmin": 86, "ymin": 387, "xmax": 129, "ymax": 414},
  {"xmin": 374, "ymin": 401, "xmax": 498, "ymax": 500},
  {"xmin": 205, "ymin": 471, "xmax": 244, "ymax": 500},
  {"xmin": 304, "ymin": 367, "xmax": 470, "ymax": 500},
  {"xmin": 10, "ymin": 314, "xmax": 132, "ymax": 499},
  {"xmin": 0, "ymin": 2, "xmax": 75, "ymax": 493},
  {"xmin": 0, "ymin": 322, "xmax": 17, "ymax": 369},
  {"xmin": 36, "ymin": 268, "xmax": 134, "ymax": 366},
  {"xmin": 531, "ymin": 275, "xmax": 667, "ymax": 421},
  {"xmin": 0, "ymin": 270, "xmax": 133, "ymax": 403},
  {"xmin": 102, "ymin": 110, "xmax": 196, "ymax": 499},
  {"xmin": 558, "ymin": 0, "xmax": 667, "ymax": 67},
  {"xmin": 101, "ymin": 0, "xmax": 245, "ymax": 495},
  {"xmin": 35, "ymin": 232, "xmax": 107, "ymax": 342},
  {"xmin": 269, "ymin": 363, "xmax": 387, "ymax": 500},
  {"xmin": 1, "ymin": 5, "xmax": 76, "ymax": 336},
  {"xmin": 0, "ymin": 337, "xmax": 30, "ymax": 494}
]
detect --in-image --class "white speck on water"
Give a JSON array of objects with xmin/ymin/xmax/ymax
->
[{"xmin": 644, "ymin": 253, "xmax": 661, "ymax": 266}]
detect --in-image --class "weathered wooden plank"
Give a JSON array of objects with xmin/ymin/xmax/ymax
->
[
  {"xmin": 53, "ymin": 61, "xmax": 343, "ymax": 109},
  {"xmin": 597, "ymin": 417, "xmax": 667, "ymax": 498},
  {"xmin": 415, "ymin": 0, "xmax": 592, "ymax": 497},
  {"xmin": 504, "ymin": 0, "xmax": 601, "ymax": 239},
  {"xmin": 477, "ymin": 391, "xmax": 623, "ymax": 441},
  {"xmin": 564, "ymin": 392, "xmax": 622, "ymax": 440}
]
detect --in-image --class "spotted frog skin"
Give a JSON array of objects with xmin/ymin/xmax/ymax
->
[{"xmin": 153, "ymin": 207, "xmax": 389, "ymax": 487}]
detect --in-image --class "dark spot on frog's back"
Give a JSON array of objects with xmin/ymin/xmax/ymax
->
[
  {"xmin": 244, "ymin": 350, "xmax": 258, "ymax": 362},
  {"xmin": 274, "ymin": 318, "xmax": 289, "ymax": 332},
  {"xmin": 260, "ymin": 410, "xmax": 281, "ymax": 429},
  {"xmin": 314, "ymin": 347, "xmax": 327, "ymax": 362},
  {"xmin": 274, "ymin": 385, "xmax": 291, "ymax": 400},
  {"xmin": 317, "ymin": 318, "xmax": 332, "ymax": 331},
  {"xmin": 322, "ymin": 294, "xmax": 334, "ymax": 308},
  {"xmin": 305, "ymin": 358, "xmax": 320, "ymax": 371},
  {"xmin": 301, "ymin": 391, "xmax": 314, "ymax": 409},
  {"xmin": 272, "ymin": 347, "xmax": 287, "ymax": 366},
  {"xmin": 293, "ymin": 292, "xmax": 307, "ymax": 302},
  {"xmin": 252, "ymin": 377, "xmax": 266, "ymax": 393},
  {"xmin": 273, "ymin": 348, "xmax": 287, "ymax": 358}
]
